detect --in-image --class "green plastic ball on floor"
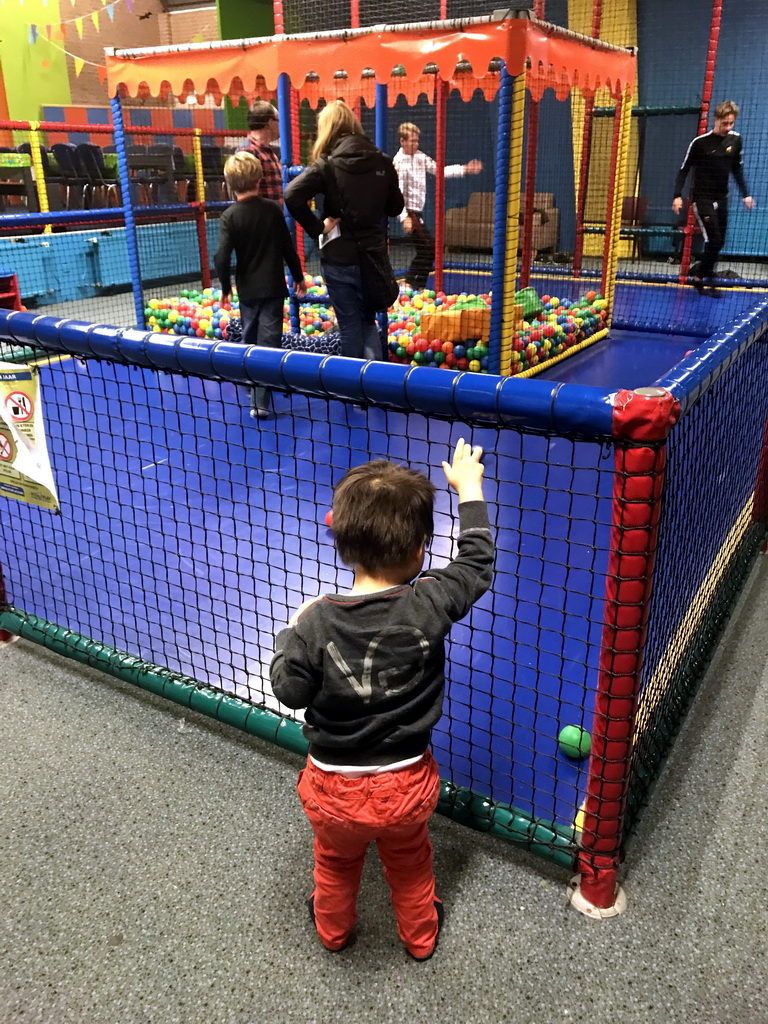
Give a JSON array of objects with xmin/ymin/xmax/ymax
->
[{"xmin": 558, "ymin": 725, "xmax": 591, "ymax": 759}]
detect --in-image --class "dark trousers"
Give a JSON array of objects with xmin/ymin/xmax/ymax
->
[
  {"xmin": 405, "ymin": 209, "xmax": 434, "ymax": 291},
  {"xmin": 692, "ymin": 198, "xmax": 728, "ymax": 280},
  {"xmin": 239, "ymin": 297, "xmax": 284, "ymax": 412},
  {"xmin": 321, "ymin": 259, "xmax": 383, "ymax": 361}
]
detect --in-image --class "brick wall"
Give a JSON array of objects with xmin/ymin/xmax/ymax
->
[
  {"xmin": 65, "ymin": 0, "xmax": 219, "ymax": 107},
  {"xmin": 158, "ymin": 6, "xmax": 220, "ymax": 46}
]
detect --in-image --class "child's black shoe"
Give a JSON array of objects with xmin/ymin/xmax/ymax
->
[
  {"xmin": 407, "ymin": 900, "xmax": 444, "ymax": 962},
  {"xmin": 307, "ymin": 895, "xmax": 354, "ymax": 952}
]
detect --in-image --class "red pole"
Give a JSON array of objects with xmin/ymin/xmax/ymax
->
[
  {"xmin": 577, "ymin": 386, "xmax": 680, "ymax": 910},
  {"xmin": 290, "ymin": 86, "xmax": 305, "ymax": 275},
  {"xmin": 350, "ymin": 0, "xmax": 359, "ymax": 28},
  {"xmin": 591, "ymin": 0, "xmax": 603, "ymax": 37},
  {"xmin": 533, "ymin": 0, "xmax": 545, "ymax": 16},
  {"xmin": 193, "ymin": 201, "xmax": 212, "ymax": 289},
  {"xmin": 573, "ymin": 2, "xmax": 602, "ymax": 277},
  {"xmin": 753, "ymin": 414, "xmax": 768, "ymax": 532},
  {"xmin": 572, "ymin": 98, "xmax": 594, "ymax": 278},
  {"xmin": 273, "ymin": 0, "xmax": 284, "ymax": 33},
  {"xmin": 519, "ymin": 97, "xmax": 539, "ymax": 289},
  {"xmin": 433, "ymin": 77, "xmax": 449, "ymax": 295},
  {"xmin": 680, "ymin": 0, "xmax": 723, "ymax": 283}
]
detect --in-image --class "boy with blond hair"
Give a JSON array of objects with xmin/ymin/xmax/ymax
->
[
  {"xmin": 270, "ymin": 439, "xmax": 494, "ymax": 960},
  {"xmin": 215, "ymin": 152, "xmax": 306, "ymax": 417}
]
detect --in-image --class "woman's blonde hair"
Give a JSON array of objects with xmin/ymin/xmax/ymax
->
[
  {"xmin": 224, "ymin": 152, "xmax": 263, "ymax": 194},
  {"xmin": 312, "ymin": 100, "xmax": 363, "ymax": 162}
]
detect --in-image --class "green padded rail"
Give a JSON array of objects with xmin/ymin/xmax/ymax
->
[{"xmin": 0, "ymin": 605, "xmax": 578, "ymax": 869}]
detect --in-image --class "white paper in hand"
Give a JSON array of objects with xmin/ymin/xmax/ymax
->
[{"xmin": 318, "ymin": 222, "xmax": 341, "ymax": 249}]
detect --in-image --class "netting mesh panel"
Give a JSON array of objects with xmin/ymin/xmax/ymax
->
[
  {"xmin": 1, "ymin": 353, "xmax": 617, "ymax": 842},
  {"xmin": 527, "ymin": 88, "xmax": 580, "ymax": 293},
  {"xmin": 602, "ymin": 0, "xmax": 768, "ymax": 334},
  {"xmin": 390, "ymin": 75, "xmax": 499, "ymax": 294},
  {"xmin": 1, "ymin": 228, "xmax": 139, "ymax": 327},
  {"xmin": 629, "ymin": 335, "xmax": 768, "ymax": 828},
  {"xmin": 280, "ymin": 1, "xmax": 565, "ymax": 32}
]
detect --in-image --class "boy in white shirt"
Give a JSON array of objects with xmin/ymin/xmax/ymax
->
[{"xmin": 392, "ymin": 122, "xmax": 483, "ymax": 291}]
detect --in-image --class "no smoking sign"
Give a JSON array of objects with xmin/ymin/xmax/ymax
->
[
  {"xmin": 5, "ymin": 391, "xmax": 34, "ymax": 422},
  {"xmin": 0, "ymin": 432, "xmax": 13, "ymax": 462}
]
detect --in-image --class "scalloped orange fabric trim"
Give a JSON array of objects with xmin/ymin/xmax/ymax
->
[{"xmin": 107, "ymin": 20, "xmax": 634, "ymax": 104}]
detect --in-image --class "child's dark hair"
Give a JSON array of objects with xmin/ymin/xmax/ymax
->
[{"xmin": 332, "ymin": 460, "xmax": 436, "ymax": 573}]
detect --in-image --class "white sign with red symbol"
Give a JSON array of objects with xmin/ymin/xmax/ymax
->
[
  {"xmin": 0, "ymin": 431, "xmax": 13, "ymax": 462},
  {"xmin": 0, "ymin": 361, "xmax": 58, "ymax": 511},
  {"xmin": 5, "ymin": 390, "xmax": 34, "ymax": 422}
]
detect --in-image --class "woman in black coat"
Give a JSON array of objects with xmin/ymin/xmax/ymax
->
[{"xmin": 285, "ymin": 100, "xmax": 404, "ymax": 360}]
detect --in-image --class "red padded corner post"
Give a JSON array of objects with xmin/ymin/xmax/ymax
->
[
  {"xmin": 752, "ymin": 413, "xmax": 768, "ymax": 530},
  {"xmin": 577, "ymin": 387, "xmax": 680, "ymax": 909}
]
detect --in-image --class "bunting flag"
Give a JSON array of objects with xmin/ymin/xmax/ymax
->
[
  {"xmin": 125, "ymin": 0, "xmax": 133, "ymax": 13},
  {"xmin": 74, "ymin": 56, "xmax": 85, "ymax": 77},
  {"xmin": 97, "ymin": 66, "xmax": 107, "ymax": 85},
  {"xmin": 60, "ymin": 22, "xmax": 67, "ymax": 37},
  {"xmin": 74, "ymin": 16, "xmax": 83, "ymax": 36},
  {"xmin": 29, "ymin": 24, "xmax": 37, "ymax": 44},
  {"xmin": 106, "ymin": 3, "xmax": 114, "ymax": 19},
  {"xmin": 45, "ymin": 23, "xmax": 52, "ymax": 38},
  {"xmin": 91, "ymin": 9, "xmax": 99, "ymax": 28}
]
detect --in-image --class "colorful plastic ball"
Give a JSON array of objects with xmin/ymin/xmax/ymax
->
[{"xmin": 558, "ymin": 725, "xmax": 591, "ymax": 759}]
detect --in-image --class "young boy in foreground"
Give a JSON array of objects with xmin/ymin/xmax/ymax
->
[{"xmin": 270, "ymin": 439, "xmax": 494, "ymax": 960}]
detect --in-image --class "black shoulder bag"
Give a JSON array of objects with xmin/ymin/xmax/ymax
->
[{"xmin": 324, "ymin": 156, "xmax": 400, "ymax": 313}]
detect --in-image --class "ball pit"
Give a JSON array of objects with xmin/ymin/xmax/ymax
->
[{"xmin": 143, "ymin": 278, "xmax": 607, "ymax": 376}]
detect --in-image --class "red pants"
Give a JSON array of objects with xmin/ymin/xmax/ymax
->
[{"xmin": 297, "ymin": 751, "xmax": 441, "ymax": 958}]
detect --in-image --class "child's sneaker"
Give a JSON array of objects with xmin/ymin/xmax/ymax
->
[{"xmin": 407, "ymin": 900, "xmax": 444, "ymax": 962}]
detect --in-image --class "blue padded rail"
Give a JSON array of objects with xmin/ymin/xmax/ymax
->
[
  {"xmin": 653, "ymin": 297, "xmax": 768, "ymax": 415},
  {"xmin": 0, "ymin": 309, "xmax": 616, "ymax": 437}
]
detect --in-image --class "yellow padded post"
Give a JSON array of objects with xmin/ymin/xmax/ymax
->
[
  {"xmin": 499, "ymin": 73, "xmax": 527, "ymax": 377},
  {"xmin": 28, "ymin": 121, "xmax": 51, "ymax": 234},
  {"xmin": 192, "ymin": 128, "xmax": 206, "ymax": 205}
]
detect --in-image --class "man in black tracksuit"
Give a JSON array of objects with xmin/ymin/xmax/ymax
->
[{"xmin": 673, "ymin": 100, "xmax": 755, "ymax": 297}]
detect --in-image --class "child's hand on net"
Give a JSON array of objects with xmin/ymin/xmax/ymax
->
[{"xmin": 442, "ymin": 438, "xmax": 485, "ymax": 502}]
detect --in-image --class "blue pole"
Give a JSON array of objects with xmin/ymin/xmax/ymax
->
[
  {"xmin": 278, "ymin": 72, "xmax": 300, "ymax": 335},
  {"xmin": 111, "ymin": 95, "xmax": 145, "ymax": 329},
  {"xmin": 489, "ymin": 64, "xmax": 513, "ymax": 376},
  {"xmin": 375, "ymin": 80, "xmax": 390, "ymax": 347}
]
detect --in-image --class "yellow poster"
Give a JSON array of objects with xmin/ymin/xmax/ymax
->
[{"xmin": 0, "ymin": 361, "xmax": 59, "ymax": 511}]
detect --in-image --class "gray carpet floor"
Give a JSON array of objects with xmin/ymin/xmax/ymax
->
[{"xmin": 1, "ymin": 556, "xmax": 767, "ymax": 1024}]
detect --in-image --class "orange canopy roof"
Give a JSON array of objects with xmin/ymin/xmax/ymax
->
[{"xmin": 107, "ymin": 18, "xmax": 635, "ymax": 104}]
